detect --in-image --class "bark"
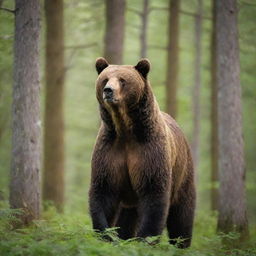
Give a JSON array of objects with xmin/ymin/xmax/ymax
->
[
  {"xmin": 210, "ymin": 0, "xmax": 218, "ymax": 211},
  {"xmin": 140, "ymin": 0, "xmax": 149, "ymax": 58},
  {"xmin": 43, "ymin": 0, "xmax": 65, "ymax": 212},
  {"xmin": 104, "ymin": 0, "xmax": 126, "ymax": 64},
  {"xmin": 10, "ymin": 0, "xmax": 41, "ymax": 225},
  {"xmin": 216, "ymin": 0, "xmax": 248, "ymax": 239},
  {"xmin": 166, "ymin": 0, "xmax": 180, "ymax": 118},
  {"xmin": 191, "ymin": 0, "xmax": 202, "ymax": 176}
]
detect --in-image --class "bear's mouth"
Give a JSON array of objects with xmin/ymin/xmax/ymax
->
[
  {"xmin": 104, "ymin": 98, "xmax": 119, "ymax": 104},
  {"xmin": 103, "ymin": 93, "xmax": 119, "ymax": 104}
]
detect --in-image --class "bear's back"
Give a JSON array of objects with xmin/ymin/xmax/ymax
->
[{"xmin": 161, "ymin": 111, "xmax": 194, "ymax": 202}]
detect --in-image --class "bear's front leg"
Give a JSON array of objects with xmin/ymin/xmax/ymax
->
[
  {"xmin": 136, "ymin": 192, "xmax": 170, "ymax": 238},
  {"xmin": 89, "ymin": 186, "xmax": 118, "ymax": 232}
]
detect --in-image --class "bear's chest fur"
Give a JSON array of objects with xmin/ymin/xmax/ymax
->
[
  {"xmin": 107, "ymin": 137, "xmax": 172, "ymax": 208},
  {"xmin": 108, "ymin": 139, "xmax": 148, "ymax": 207}
]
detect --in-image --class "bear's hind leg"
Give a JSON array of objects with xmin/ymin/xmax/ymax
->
[
  {"xmin": 115, "ymin": 207, "xmax": 138, "ymax": 240},
  {"xmin": 167, "ymin": 182, "xmax": 195, "ymax": 248}
]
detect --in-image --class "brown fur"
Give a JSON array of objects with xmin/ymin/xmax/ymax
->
[{"xmin": 89, "ymin": 58, "xmax": 196, "ymax": 248}]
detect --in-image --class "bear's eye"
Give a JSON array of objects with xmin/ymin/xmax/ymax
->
[
  {"xmin": 119, "ymin": 78, "xmax": 126, "ymax": 87},
  {"xmin": 102, "ymin": 78, "xmax": 108, "ymax": 86}
]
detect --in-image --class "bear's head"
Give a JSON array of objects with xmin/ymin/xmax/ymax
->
[{"xmin": 95, "ymin": 57, "xmax": 150, "ymax": 108}]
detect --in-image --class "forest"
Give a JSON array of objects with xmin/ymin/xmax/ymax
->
[{"xmin": 0, "ymin": 0, "xmax": 256, "ymax": 255}]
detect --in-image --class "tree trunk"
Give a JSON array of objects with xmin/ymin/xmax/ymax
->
[
  {"xmin": 166, "ymin": 0, "xmax": 180, "ymax": 118},
  {"xmin": 104, "ymin": 0, "xmax": 126, "ymax": 64},
  {"xmin": 10, "ymin": 0, "xmax": 41, "ymax": 225},
  {"xmin": 140, "ymin": 0, "xmax": 149, "ymax": 58},
  {"xmin": 210, "ymin": 0, "xmax": 218, "ymax": 211},
  {"xmin": 43, "ymin": 0, "xmax": 65, "ymax": 212},
  {"xmin": 216, "ymin": 0, "xmax": 248, "ymax": 239},
  {"xmin": 191, "ymin": 0, "xmax": 202, "ymax": 176}
]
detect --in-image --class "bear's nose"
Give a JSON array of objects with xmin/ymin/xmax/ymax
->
[{"xmin": 103, "ymin": 86, "xmax": 114, "ymax": 97}]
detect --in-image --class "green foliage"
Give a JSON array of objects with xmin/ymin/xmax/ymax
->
[
  {"xmin": 0, "ymin": 207, "xmax": 255, "ymax": 256},
  {"xmin": 0, "ymin": 205, "xmax": 23, "ymax": 232}
]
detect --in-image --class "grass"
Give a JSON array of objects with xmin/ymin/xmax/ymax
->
[{"xmin": 0, "ymin": 203, "xmax": 256, "ymax": 256}]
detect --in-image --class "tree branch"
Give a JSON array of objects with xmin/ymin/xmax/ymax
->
[
  {"xmin": 239, "ymin": 0, "xmax": 256, "ymax": 7},
  {"xmin": 179, "ymin": 9, "xmax": 211, "ymax": 20},
  {"xmin": 0, "ymin": 7, "xmax": 15, "ymax": 14},
  {"xmin": 149, "ymin": 6, "xmax": 168, "ymax": 12},
  {"xmin": 64, "ymin": 43, "xmax": 98, "ymax": 72},
  {"xmin": 148, "ymin": 6, "xmax": 211, "ymax": 20},
  {"xmin": 180, "ymin": 9, "xmax": 197, "ymax": 17},
  {"xmin": 0, "ymin": 34, "xmax": 13, "ymax": 39},
  {"xmin": 127, "ymin": 7, "xmax": 142, "ymax": 16},
  {"xmin": 65, "ymin": 42, "xmax": 98, "ymax": 50}
]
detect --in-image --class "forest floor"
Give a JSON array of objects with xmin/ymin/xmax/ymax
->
[{"xmin": 0, "ymin": 203, "xmax": 256, "ymax": 256}]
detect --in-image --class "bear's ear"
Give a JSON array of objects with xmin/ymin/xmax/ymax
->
[
  {"xmin": 95, "ymin": 57, "xmax": 109, "ymax": 74},
  {"xmin": 134, "ymin": 59, "xmax": 150, "ymax": 79}
]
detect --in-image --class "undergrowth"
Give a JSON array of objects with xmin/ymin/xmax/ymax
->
[{"xmin": 0, "ymin": 204, "xmax": 255, "ymax": 256}]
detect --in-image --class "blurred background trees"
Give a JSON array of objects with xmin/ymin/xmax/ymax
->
[
  {"xmin": 9, "ymin": 0, "xmax": 41, "ymax": 224},
  {"xmin": 0, "ymin": 0, "xmax": 255, "ymax": 244},
  {"xmin": 191, "ymin": 0, "xmax": 202, "ymax": 174},
  {"xmin": 166, "ymin": 0, "xmax": 180, "ymax": 118},
  {"xmin": 104, "ymin": 0, "xmax": 126, "ymax": 64},
  {"xmin": 210, "ymin": 0, "xmax": 218, "ymax": 212},
  {"xmin": 140, "ymin": 0, "xmax": 149, "ymax": 58},
  {"xmin": 43, "ymin": 0, "xmax": 65, "ymax": 213},
  {"xmin": 215, "ymin": 0, "xmax": 248, "ymax": 237}
]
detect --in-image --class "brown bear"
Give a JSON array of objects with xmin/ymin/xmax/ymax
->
[{"xmin": 89, "ymin": 57, "xmax": 196, "ymax": 248}]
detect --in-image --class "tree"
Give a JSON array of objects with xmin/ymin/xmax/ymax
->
[
  {"xmin": 191, "ymin": 0, "xmax": 202, "ymax": 175},
  {"xmin": 104, "ymin": 0, "xmax": 126, "ymax": 64},
  {"xmin": 166, "ymin": 0, "xmax": 180, "ymax": 118},
  {"xmin": 216, "ymin": 0, "xmax": 248, "ymax": 239},
  {"xmin": 210, "ymin": 0, "xmax": 218, "ymax": 211},
  {"xmin": 140, "ymin": 0, "xmax": 149, "ymax": 58},
  {"xmin": 9, "ymin": 0, "xmax": 41, "ymax": 225},
  {"xmin": 43, "ymin": 0, "xmax": 65, "ymax": 212}
]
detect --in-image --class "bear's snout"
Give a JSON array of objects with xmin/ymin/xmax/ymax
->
[
  {"xmin": 103, "ymin": 85, "xmax": 114, "ymax": 99},
  {"xmin": 103, "ymin": 85, "xmax": 118, "ymax": 103}
]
